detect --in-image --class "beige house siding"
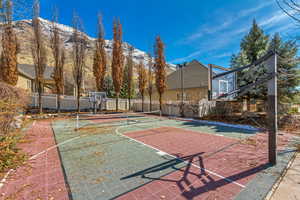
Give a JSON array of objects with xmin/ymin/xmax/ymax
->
[
  {"xmin": 146, "ymin": 60, "xmax": 209, "ymax": 102},
  {"xmin": 149, "ymin": 87, "xmax": 208, "ymax": 102},
  {"xmin": 16, "ymin": 75, "xmax": 32, "ymax": 92},
  {"xmin": 167, "ymin": 61, "xmax": 208, "ymax": 89},
  {"xmin": 16, "ymin": 74, "xmax": 53, "ymax": 93}
]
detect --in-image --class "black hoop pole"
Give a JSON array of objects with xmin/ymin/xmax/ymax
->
[
  {"xmin": 267, "ymin": 53, "xmax": 278, "ymax": 165},
  {"xmin": 208, "ymin": 64, "xmax": 213, "ymax": 101}
]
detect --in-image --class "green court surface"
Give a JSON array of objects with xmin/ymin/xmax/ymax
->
[
  {"xmin": 51, "ymin": 115, "xmax": 260, "ymax": 200},
  {"xmin": 52, "ymin": 119, "xmax": 186, "ymax": 199}
]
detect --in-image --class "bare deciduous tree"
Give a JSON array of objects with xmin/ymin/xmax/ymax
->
[
  {"xmin": 31, "ymin": 0, "xmax": 47, "ymax": 114},
  {"xmin": 50, "ymin": 8, "xmax": 65, "ymax": 113},
  {"xmin": 111, "ymin": 19, "xmax": 124, "ymax": 111},
  {"xmin": 138, "ymin": 61, "xmax": 147, "ymax": 112},
  {"xmin": 276, "ymin": 0, "xmax": 300, "ymax": 23},
  {"xmin": 127, "ymin": 46, "xmax": 134, "ymax": 110},
  {"xmin": 0, "ymin": 0, "xmax": 19, "ymax": 86},
  {"xmin": 93, "ymin": 13, "xmax": 107, "ymax": 92},
  {"xmin": 147, "ymin": 52, "xmax": 154, "ymax": 111},
  {"xmin": 154, "ymin": 36, "xmax": 166, "ymax": 111},
  {"xmin": 72, "ymin": 12, "xmax": 86, "ymax": 113}
]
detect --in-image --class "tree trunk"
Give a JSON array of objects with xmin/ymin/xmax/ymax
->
[
  {"xmin": 77, "ymin": 85, "xmax": 80, "ymax": 113},
  {"xmin": 116, "ymin": 93, "xmax": 119, "ymax": 111},
  {"xmin": 57, "ymin": 94, "xmax": 61, "ymax": 113},
  {"xmin": 159, "ymin": 93, "xmax": 162, "ymax": 112},
  {"xmin": 38, "ymin": 82, "xmax": 43, "ymax": 114},
  {"xmin": 128, "ymin": 97, "xmax": 131, "ymax": 111},
  {"xmin": 142, "ymin": 94, "xmax": 144, "ymax": 112},
  {"xmin": 149, "ymin": 94, "xmax": 152, "ymax": 112}
]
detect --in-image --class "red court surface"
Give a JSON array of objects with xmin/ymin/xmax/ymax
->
[
  {"xmin": 0, "ymin": 120, "xmax": 69, "ymax": 200},
  {"xmin": 119, "ymin": 127, "xmax": 291, "ymax": 200}
]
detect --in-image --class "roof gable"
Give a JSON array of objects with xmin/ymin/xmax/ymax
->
[
  {"xmin": 166, "ymin": 60, "xmax": 209, "ymax": 90},
  {"xmin": 18, "ymin": 64, "xmax": 54, "ymax": 80}
]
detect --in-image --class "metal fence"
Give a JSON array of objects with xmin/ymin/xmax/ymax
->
[{"xmin": 29, "ymin": 93, "xmax": 130, "ymax": 111}]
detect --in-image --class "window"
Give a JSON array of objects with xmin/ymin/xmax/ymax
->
[
  {"xmin": 219, "ymin": 80, "xmax": 228, "ymax": 96},
  {"xmin": 27, "ymin": 80, "xmax": 31, "ymax": 91}
]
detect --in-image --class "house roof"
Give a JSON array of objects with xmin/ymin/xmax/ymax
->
[
  {"xmin": 166, "ymin": 60, "xmax": 209, "ymax": 90},
  {"xmin": 18, "ymin": 64, "xmax": 54, "ymax": 81}
]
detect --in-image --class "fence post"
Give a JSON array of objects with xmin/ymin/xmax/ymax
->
[{"xmin": 267, "ymin": 53, "xmax": 278, "ymax": 165}]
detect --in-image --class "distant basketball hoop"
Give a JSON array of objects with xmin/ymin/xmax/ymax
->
[{"xmin": 89, "ymin": 92, "xmax": 107, "ymax": 113}]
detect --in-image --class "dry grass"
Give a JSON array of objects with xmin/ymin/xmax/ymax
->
[
  {"xmin": 240, "ymin": 138, "xmax": 257, "ymax": 146},
  {"xmin": 279, "ymin": 115, "xmax": 300, "ymax": 134},
  {"xmin": 76, "ymin": 125, "xmax": 115, "ymax": 136}
]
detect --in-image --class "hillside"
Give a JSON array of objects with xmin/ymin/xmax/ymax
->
[{"xmin": 10, "ymin": 18, "xmax": 175, "ymax": 90}]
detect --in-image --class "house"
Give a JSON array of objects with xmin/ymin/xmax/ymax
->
[
  {"xmin": 148, "ymin": 60, "xmax": 234, "ymax": 103},
  {"xmin": 148, "ymin": 60, "xmax": 209, "ymax": 102},
  {"xmin": 16, "ymin": 64, "xmax": 55, "ymax": 93}
]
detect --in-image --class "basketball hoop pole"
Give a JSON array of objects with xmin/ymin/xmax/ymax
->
[
  {"xmin": 208, "ymin": 64, "xmax": 213, "ymax": 101},
  {"xmin": 209, "ymin": 50, "xmax": 278, "ymax": 165},
  {"xmin": 267, "ymin": 53, "xmax": 278, "ymax": 165}
]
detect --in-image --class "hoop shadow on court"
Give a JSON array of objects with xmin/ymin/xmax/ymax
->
[{"xmin": 120, "ymin": 152, "xmax": 271, "ymax": 199}]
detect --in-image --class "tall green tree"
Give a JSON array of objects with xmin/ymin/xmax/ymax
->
[
  {"xmin": 120, "ymin": 46, "xmax": 134, "ymax": 109},
  {"xmin": 231, "ymin": 19, "xmax": 269, "ymax": 99},
  {"xmin": 103, "ymin": 75, "xmax": 114, "ymax": 98},
  {"xmin": 120, "ymin": 63, "xmax": 135, "ymax": 100},
  {"xmin": 269, "ymin": 33, "xmax": 300, "ymax": 102},
  {"xmin": 240, "ymin": 20, "xmax": 269, "ymax": 63},
  {"xmin": 231, "ymin": 20, "xmax": 300, "ymax": 102},
  {"xmin": 120, "ymin": 64, "xmax": 129, "ymax": 98}
]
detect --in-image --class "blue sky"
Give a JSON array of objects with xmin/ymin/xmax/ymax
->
[{"xmin": 37, "ymin": 0, "xmax": 298, "ymax": 67}]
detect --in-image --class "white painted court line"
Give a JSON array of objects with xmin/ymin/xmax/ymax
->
[
  {"xmin": 0, "ymin": 120, "xmax": 37, "ymax": 189},
  {"xmin": 30, "ymin": 119, "xmax": 165, "ymax": 160},
  {"xmin": 0, "ymin": 169, "xmax": 13, "ymax": 189},
  {"xmin": 29, "ymin": 135, "xmax": 83, "ymax": 160},
  {"xmin": 116, "ymin": 126, "xmax": 246, "ymax": 189},
  {"xmin": 156, "ymin": 151, "xmax": 168, "ymax": 156}
]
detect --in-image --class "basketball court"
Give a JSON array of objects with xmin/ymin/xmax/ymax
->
[{"xmin": 47, "ymin": 111, "xmax": 294, "ymax": 200}]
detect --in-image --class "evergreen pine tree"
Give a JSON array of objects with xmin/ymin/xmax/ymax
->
[
  {"xmin": 269, "ymin": 33, "xmax": 300, "ymax": 102},
  {"xmin": 103, "ymin": 75, "xmax": 114, "ymax": 98},
  {"xmin": 120, "ymin": 64, "xmax": 129, "ymax": 98},
  {"xmin": 231, "ymin": 19, "xmax": 269, "ymax": 99}
]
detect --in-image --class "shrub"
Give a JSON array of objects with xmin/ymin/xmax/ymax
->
[
  {"xmin": 0, "ymin": 82, "xmax": 28, "ymax": 136},
  {"xmin": 0, "ymin": 82, "xmax": 28, "ymax": 174}
]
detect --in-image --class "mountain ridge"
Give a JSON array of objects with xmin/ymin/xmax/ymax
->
[{"xmin": 8, "ymin": 18, "xmax": 175, "ymax": 90}]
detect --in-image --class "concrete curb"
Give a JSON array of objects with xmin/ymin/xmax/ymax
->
[{"xmin": 264, "ymin": 152, "xmax": 298, "ymax": 200}]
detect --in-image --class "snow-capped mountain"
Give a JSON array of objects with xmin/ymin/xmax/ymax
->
[{"xmin": 13, "ymin": 18, "xmax": 176, "ymax": 70}]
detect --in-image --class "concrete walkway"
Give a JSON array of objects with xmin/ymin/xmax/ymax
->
[{"xmin": 270, "ymin": 152, "xmax": 300, "ymax": 200}]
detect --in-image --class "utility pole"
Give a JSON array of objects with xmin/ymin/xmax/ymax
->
[
  {"xmin": 208, "ymin": 64, "xmax": 213, "ymax": 100},
  {"xmin": 181, "ymin": 64, "xmax": 184, "ymax": 104},
  {"xmin": 177, "ymin": 63, "xmax": 185, "ymax": 116}
]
